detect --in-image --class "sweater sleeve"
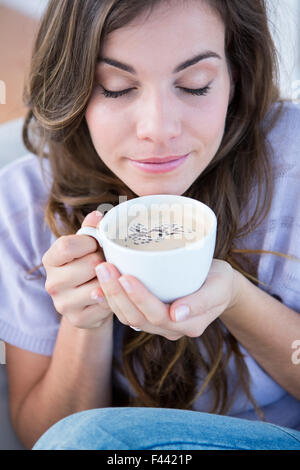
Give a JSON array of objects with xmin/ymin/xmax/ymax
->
[
  {"xmin": 0, "ymin": 154, "xmax": 60, "ymax": 356},
  {"xmin": 236, "ymin": 101, "xmax": 300, "ymax": 312}
]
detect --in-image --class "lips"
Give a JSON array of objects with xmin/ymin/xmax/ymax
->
[
  {"xmin": 129, "ymin": 154, "xmax": 189, "ymax": 164},
  {"xmin": 127, "ymin": 154, "xmax": 190, "ymax": 174}
]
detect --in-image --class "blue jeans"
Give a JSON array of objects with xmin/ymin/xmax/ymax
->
[{"xmin": 32, "ymin": 407, "xmax": 300, "ymax": 450}]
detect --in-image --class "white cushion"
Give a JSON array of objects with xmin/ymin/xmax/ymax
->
[{"xmin": 0, "ymin": 118, "xmax": 28, "ymax": 169}]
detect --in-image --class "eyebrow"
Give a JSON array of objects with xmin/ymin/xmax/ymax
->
[{"xmin": 98, "ymin": 51, "xmax": 222, "ymax": 75}]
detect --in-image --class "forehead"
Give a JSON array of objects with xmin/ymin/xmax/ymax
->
[{"xmin": 101, "ymin": 1, "xmax": 225, "ymax": 70}]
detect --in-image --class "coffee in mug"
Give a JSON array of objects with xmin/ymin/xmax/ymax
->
[{"xmin": 110, "ymin": 205, "xmax": 210, "ymax": 251}]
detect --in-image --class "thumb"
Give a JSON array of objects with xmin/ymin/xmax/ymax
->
[{"xmin": 82, "ymin": 210, "xmax": 104, "ymax": 228}]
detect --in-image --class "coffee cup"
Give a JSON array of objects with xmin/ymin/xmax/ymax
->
[{"xmin": 76, "ymin": 194, "xmax": 217, "ymax": 304}]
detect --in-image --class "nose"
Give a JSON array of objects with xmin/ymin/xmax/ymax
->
[{"xmin": 136, "ymin": 89, "xmax": 182, "ymax": 144}]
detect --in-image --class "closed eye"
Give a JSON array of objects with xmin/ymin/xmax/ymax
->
[
  {"xmin": 179, "ymin": 85, "xmax": 211, "ymax": 96},
  {"xmin": 99, "ymin": 84, "xmax": 212, "ymax": 98}
]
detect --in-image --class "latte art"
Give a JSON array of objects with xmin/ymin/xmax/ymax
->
[{"xmin": 111, "ymin": 209, "xmax": 209, "ymax": 251}]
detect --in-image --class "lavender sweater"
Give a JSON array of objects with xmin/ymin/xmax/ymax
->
[{"xmin": 1, "ymin": 101, "xmax": 300, "ymax": 429}]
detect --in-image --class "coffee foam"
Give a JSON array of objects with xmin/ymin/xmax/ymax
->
[{"xmin": 107, "ymin": 202, "xmax": 212, "ymax": 251}]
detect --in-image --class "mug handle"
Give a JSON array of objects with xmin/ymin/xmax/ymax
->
[
  {"xmin": 76, "ymin": 226, "xmax": 141, "ymax": 332},
  {"xmin": 76, "ymin": 226, "xmax": 104, "ymax": 248}
]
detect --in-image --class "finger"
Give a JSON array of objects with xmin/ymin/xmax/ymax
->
[
  {"xmin": 43, "ymin": 211, "xmax": 103, "ymax": 268},
  {"xmin": 96, "ymin": 263, "xmax": 171, "ymax": 330},
  {"xmin": 78, "ymin": 210, "xmax": 105, "ymax": 260},
  {"xmin": 61, "ymin": 251, "xmax": 106, "ymax": 288},
  {"xmin": 45, "ymin": 251, "xmax": 105, "ymax": 296},
  {"xmin": 54, "ymin": 278, "xmax": 112, "ymax": 329},
  {"xmin": 117, "ymin": 274, "xmax": 172, "ymax": 328},
  {"xmin": 44, "ymin": 233, "xmax": 99, "ymax": 267},
  {"xmin": 55, "ymin": 278, "xmax": 107, "ymax": 313},
  {"xmin": 95, "ymin": 262, "xmax": 148, "ymax": 328},
  {"xmin": 81, "ymin": 210, "xmax": 103, "ymax": 228},
  {"xmin": 164, "ymin": 310, "xmax": 219, "ymax": 338}
]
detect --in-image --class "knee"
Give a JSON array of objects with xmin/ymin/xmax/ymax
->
[
  {"xmin": 32, "ymin": 408, "xmax": 117, "ymax": 450},
  {"xmin": 32, "ymin": 407, "xmax": 180, "ymax": 450}
]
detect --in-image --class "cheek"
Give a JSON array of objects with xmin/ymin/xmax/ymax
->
[
  {"xmin": 187, "ymin": 90, "xmax": 229, "ymax": 171},
  {"xmin": 189, "ymin": 103, "xmax": 227, "ymax": 157},
  {"xmin": 203, "ymin": 101, "xmax": 227, "ymax": 141},
  {"xmin": 85, "ymin": 98, "xmax": 125, "ymax": 154},
  {"xmin": 199, "ymin": 87, "xmax": 229, "ymax": 145}
]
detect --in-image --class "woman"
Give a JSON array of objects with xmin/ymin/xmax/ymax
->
[{"xmin": 0, "ymin": 0, "xmax": 300, "ymax": 450}]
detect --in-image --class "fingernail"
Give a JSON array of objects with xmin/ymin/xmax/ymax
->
[
  {"xmin": 95, "ymin": 263, "xmax": 111, "ymax": 282},
  {"xmin": 119, "ymin": 277, "xmax": 132, "ymax": 293},
  {"xmin": 174, "ymin": 305, "xmax": 190, "ymax": 322},
  {"xmin": 82, "ymin": 211, "xmax": 103, "ymax": 226}
]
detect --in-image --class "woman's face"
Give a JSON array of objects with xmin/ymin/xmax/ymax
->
[{"xmin": 85, "ymin": 0, "xmax": 232, "ymax": 196}]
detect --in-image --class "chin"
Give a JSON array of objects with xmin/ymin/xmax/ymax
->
[
  {"xmin": 123, "ymin": 172, "xmax": 192, "ymax": 197},
  {"xmin": 131, "ymin": 185, "xmax": 188, "ymax": 197}
]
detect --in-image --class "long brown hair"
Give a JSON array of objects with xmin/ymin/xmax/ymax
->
[{"xmin": 23, "ymin": 0, "xmax": 286, "ymax": 417}]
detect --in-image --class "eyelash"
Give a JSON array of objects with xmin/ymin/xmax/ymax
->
[{"xmin": 100, "ymin": 85, "xmax": 211, "ymax": 99}]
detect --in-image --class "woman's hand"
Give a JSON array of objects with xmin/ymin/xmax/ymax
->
[
  {"xmin": 95, "ymin": 257, "xmax": 242, "ymax": 340},
  {"xmin": 42, "ymin": 211, "xmax": 114, "ymax": 329}
]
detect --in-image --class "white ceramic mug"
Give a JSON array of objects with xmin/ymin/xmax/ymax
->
[{"xmin": 76, "ymin": 194, "xmax": 217, "ymax": 304}]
